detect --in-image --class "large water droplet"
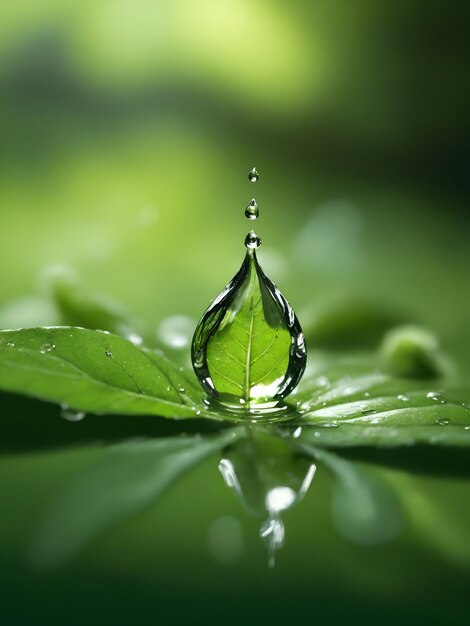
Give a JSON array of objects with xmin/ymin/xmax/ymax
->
[
  {"xmin": 191, "ymin": 247, "xmax": 307, "ymax": 413},
  {"xmin": 248, "ymin": 167, "xmax": 259, "ymax": 183},
  {"xmin": 245, "ymin": 198, "xmax": 259, "ymax": 220},
  {"xmin": 244, "ymin": 230, "xmax": 261, "ymax": 249}
]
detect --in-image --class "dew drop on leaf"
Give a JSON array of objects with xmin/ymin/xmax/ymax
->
[
  {"xmin": 39, "ymin": 343, "xmax": 55, "ymax": 354},
  {"xmin": 60, "ymin": 403, "xmax": 86, "ymax": 422}
]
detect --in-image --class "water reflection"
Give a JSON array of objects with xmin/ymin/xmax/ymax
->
[
  {"xmin": 218, "ymin": 428, "xmax": 316, "ymax": 566},
  {"xmin": 28, "ymin": 422, "xmax": 408, "ymax": 570}
]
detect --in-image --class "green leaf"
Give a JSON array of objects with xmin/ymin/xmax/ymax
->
[
  {"xmin": 30, "ymin": 428, "xmax": 241, "ymax": 568},
  {"xmin": 287, "ymin": 355, "xmax": 470, "ymax": 447},
  {"xmin": 0, "ymin": 327, "xmax": 206, "ymax": 419}
]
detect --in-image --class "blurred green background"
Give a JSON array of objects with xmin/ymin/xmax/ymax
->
[{"xmin": 0, "ymin": 1, "xmax": 469, "ymax": 625}]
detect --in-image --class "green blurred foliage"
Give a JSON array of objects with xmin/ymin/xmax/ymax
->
[{"xmin": 0, "ymin": 1, "xmax": 469, "ymax": 624}]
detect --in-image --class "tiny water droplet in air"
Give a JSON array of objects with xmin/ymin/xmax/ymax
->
[
  {"xmin": 248, "ymin": 167, "xmax": 259, "ymax": 183},
  {"xmin": 105, "ymin": 350, "xmax": 113, "ymax": 357},
  {"xmin": 245, "ymin": 198, "xmax": 259, "ymax": 220},
  {"xmin": 292, "ymin": 426, "xmax": 302, "ymax": 439},
  {"xmin": 397, "ymin": 394, "xmax": 409, "ymax": 402},
  {"xmin": 39, "ymin": 343, "xmax": 55, "ymax": 354},
  {"xmin": 60, "ymin": 404, "xmax": 86, "ymax": 422},
  {"xmin": 427, "ymin": 391, "xmax": 442, "ymax": 401},
  {"xmin": 436, "ymin": 418, "xmax": 450, "ymax": 426},
  {"xmin": 245, "ymin": 230, "xmax": 261, "ymax": 249}
]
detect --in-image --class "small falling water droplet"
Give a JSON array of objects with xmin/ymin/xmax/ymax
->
[
  {"xmin": 60, "ymin": 404, "xmax": 86, "ymax": 422},
  {"xmin": 244, "ymin": 230, "xmax": 261, "ymax": 249},
  {"xmin": 248, "ymin": 167, "xmax": 259, "ymax": 183},
  {"xmin": 245, "ymin": 198, "xmax": 259, "ymax": 220},
  {"xmin": 105, "ymin": 350, "xmax": 113, "ymax": 357},
  {"xmin": 39, "ymin": 343, "xmax": 55, "ymax": 354}
]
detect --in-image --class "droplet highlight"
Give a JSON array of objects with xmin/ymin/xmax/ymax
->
[{"xmin": 248, "ymin": 167, "xmax": 259, "ymax": 183}]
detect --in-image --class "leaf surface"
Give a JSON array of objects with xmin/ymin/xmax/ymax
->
[{"xmin": 0, "ymin": 327, "xmax": 206, "ymax": 419}]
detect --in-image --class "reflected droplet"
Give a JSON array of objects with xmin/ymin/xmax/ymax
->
[
  {"xmin": 245, "ymin": 198, "xmax": 259, "ymax": 220},
  {"xmin": 39, "ymin": 343, "xmax": 55, "ymax": 354},
  {"xmin": 244, "ymin": 230, "xmax": 261, "ymax": 249},
  {"xmin": 260, "ymin": 516, "xmax": 284, "ymax": 568},
  {"xmin": 248, "ymin": 167, "xmax": 259, "ymax": 183}
]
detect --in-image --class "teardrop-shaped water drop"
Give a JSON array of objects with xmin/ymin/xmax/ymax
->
[
  {"xmin": 248, "ymin": 167, "xmax": 259, "ymax": 183},
  {"xmin": 245, "ymin": 198, "xmax": 259, "ymax": 220},
  {"xmin": 191, "ymin": 247, "xmax": 307, "ymax": 413},
  {"xmin": 245, "ymin": 230, "xmax": 261, "ymax": 249}
]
